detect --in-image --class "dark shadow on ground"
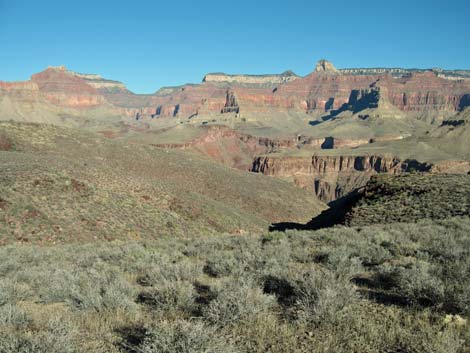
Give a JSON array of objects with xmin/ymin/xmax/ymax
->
[
  {"xmin": 269, "ymin": 187, "xmax": 365, "ymax": 232},
  {"xmin": 269, "ymin": 222, "xmax": 309, "ymax": 232},
  {"xmin": 308, "ymin": 102, "xmax": 350, "ymax": 126},
  {"xmin": 115, "ymin": 325, "xmax": 147, "ymax": 353}
]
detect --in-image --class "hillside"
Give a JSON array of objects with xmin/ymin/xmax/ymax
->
[
  {"xmin": 0, "ymin": 122, "xmax": 325, "ymax": 243},
  {"xmin": 307, "ymin": 173, "xmax": 470, "ymax": 229},
  {"xmin": 428, "ymin": 108, "xmax": 470, "ymax": 159}
]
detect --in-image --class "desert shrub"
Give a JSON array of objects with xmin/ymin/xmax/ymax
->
[
  {"xmin": 36, "ymin": 268, "xmax": 81, "ymax": 304},
  {"xmin": 258, "ymin": 236, "xmax": 292, "ymax": 271},
  {"xmin": 374, "ymin": 263, "xmax": 401, "ymax": 289},
  {"xmin": 203, "ymin": 252, "xmax": 240, "ymax": 278},
  {"xmin": 202, "ymin": 279, "xmax": 276, "ymax": 327},
  {"xmin": 309, "ymin": 304, "xmax": 463, "ymax": 353},
  {"xmin": 357, "ymin": 242, "xmax": 393, "ymax": 266},
  {"xmin": 0, "ymin": 216, "xmax": 469, "ymax": 352},
  {"xmin": 263, "ymin": 275, "xmax": 296, "ymax": 306},
  {"xmin": 0, "ymin": 304, "xmax": 31, "ymax": 327},
  {"xmin": 294, "ymin": 269, "xmax": 358, "ymax": 325},
  {"xmin": 320, "ymin": 247, "xmax": 363, "ymax": 280},
  {"xmin": 0, "ymin": 317, "xmax": 80, "ymax": 353},
  {"xmin": 137, "ymin": 257, "xmax": 202, "ymax": 285},
  {"xmin": 376, "ymin": 261, "xmax": 445, "ymax": 307},
  {"xmin": 68, "ymin": 266, "xmax": 137, "ymax": 312},
  {"xmin": 439, "ymin": 259, "xmax": 470, "ymax": 314},
  {"xmin": 444, "ymin": 284, "xmax": 470, "ymax": 315},
  {"xmin": 0, "ymin": 279, "xmax": 32, "ymax": 305},
  {"xmin": 140, "ymin": 319, "xmax": 232, "ymax": 353},
  {"xmin": 138, "ymin": 281, "xmax": 194, "ymax": 314},
  {"xmin": 224, "ymin": 312, "xmax": 303, "ymax": 353},
  {"xmin": 398, "ymin": 269, "xmax": 445, "ymax": 307}
]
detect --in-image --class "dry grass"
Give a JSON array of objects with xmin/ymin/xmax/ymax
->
[
  {"xmin": 0, "ymin": 216, "xmax": 469, "ymax": 352},
  {"xmin": 0, "ymin": 122, "xmax": 324, "ymax": 243}
]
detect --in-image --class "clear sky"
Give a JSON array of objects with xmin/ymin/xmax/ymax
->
[{"xmin": 0, "ymin": 0, "xmax": 469, "ymax": 93}]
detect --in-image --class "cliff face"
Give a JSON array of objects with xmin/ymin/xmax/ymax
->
[
  {"xmin": 1, "ymin": 60, "xmax": 469, "ymax": 124},
  {"xmin": 203, "ymin": 71, "xmax": 299, "ymax": 87},
  {"xmin": 252, "ymin": 155, "xmax": 417, "ymax": 176},
  {"xmin": 251, "ymin": 154, "xmax": 432, "ymax": 203},
  {"xmin": 32, "ymin": 60, "xmax": 466, "ymax": 121},
  {"xmin": 378, "ymin": 72, "xmax": 469, "ymax": 112},
  {"xmin": 274, "ymin": 68, "xmax": 470, "ymax": 114},
  {"xmin": 339, "ymin": 67, "xmax": 470, "ymax": 80}
]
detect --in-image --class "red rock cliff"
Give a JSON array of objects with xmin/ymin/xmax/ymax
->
[{"xmin": 251, "ymin": 154, "xmax": 432, "ymax": 202}]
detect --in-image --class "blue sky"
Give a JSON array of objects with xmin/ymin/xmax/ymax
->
[{"xmin": 0, "ymin": 0, "xmax": 469, "ymax": 93}]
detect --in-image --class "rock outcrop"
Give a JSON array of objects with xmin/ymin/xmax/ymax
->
[
  {"xmin": 203, "ymin": 71, "xmax": 299, "ymax": 87},
  {"xmin": 315, "ymin": 59, "xmax": 339, "ymax": 74},
  {"xmin": 339, "ymin": 67, "xmax": 470, "ymax": 80},
  {"xmin": 307, "ymin": 174, "xmax": 470, "ymax": 230},
  {"xmin": 221, "ymin": 90, "xmax": 240, "ymax": 113},
  {"xmin": 152, "ymin": 125, "xmax": 297, "ymax": 169},
  {"xmin": 251, "ymin": 154, "xmax": 432, "ymax": 203}
]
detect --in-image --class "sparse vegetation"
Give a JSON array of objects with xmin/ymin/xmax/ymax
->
[
  {"xmin": 0, "ymin": 122, "xmax": 324, "ymax": 243},
  {"xmin": 1, "ymin": 122, "xmax": 470, "ymax": 351},
  {"xmin": 309, "ymin": 173, "xmax": 470, "ymax": 229},
  {"xmin": 0, "ymin": 216, "xmax": 469, "ymax": 352}
]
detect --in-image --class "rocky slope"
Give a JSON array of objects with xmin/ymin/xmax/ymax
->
[
  {"xmin": 425, "ymin": 108, "xmax": 470, "ymax": 159},
  {"xmin": 307, "ymin": 173, "xmax": 470, "ymax": 229},
  {"xmin": 251, "ymin": 152, "xmax": 470, "ymax": 203}
]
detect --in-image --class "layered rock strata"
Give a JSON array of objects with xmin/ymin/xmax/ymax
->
[{"xmin": 251, "ymin": 154, "xmax": 433, "ymax": 203}]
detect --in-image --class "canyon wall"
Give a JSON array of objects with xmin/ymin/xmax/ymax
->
[
  {"xmin": 251, "ymin": 154, "xmax": 432, "ymax": 203},
  {"xmin": 1, "ymin": 60, "xmax": 469, "ymax": 123},
  {"xmin": 203, "ymin": 71, "xmax": 299, "ymax": 87}
]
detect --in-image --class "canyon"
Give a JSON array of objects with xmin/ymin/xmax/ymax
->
[
  {"xmin": 2, "ymin": 60, "xmax": 469, "ymax": 122},
  {"xmin": 1, "ymin": 59, "xmax": 470, "ymax": 205},
  {"xmin": 251, "ymin": 153, "xmax": 470, "ymax": 203}
]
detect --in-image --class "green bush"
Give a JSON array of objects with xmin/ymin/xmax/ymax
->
[{"xmin": 0, "ymin": 280, "xmax": 32, "ymax": 306}]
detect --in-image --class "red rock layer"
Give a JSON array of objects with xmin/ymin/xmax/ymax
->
[
  {"xmin": 274, "ymin": 71, "xmax": 470, "ymax": 113},
  {"xmin": 31, "ymin": 68, "xmax": 106, "ymax": 108},
  {"xmin": 251, "ymin": 154, "xmax": 433, "ymax": 202},
  {"xmin": 2, "ymin": 64, "xmax": 469, "ymax": 119},
  {"xmin": 152, "ymin": 125, "xmax": 297, "ymax": 169},
  {"xmin": 122, "ymin": 71, "xmax": 470, "ymax": 119}
]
